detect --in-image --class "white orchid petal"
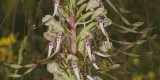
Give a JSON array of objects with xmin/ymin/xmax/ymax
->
[
  {"xmin": 87, "ymin": 75, "xmax": 94, "ymax": 80},
  {"xmin": 48, "ymin": 42, "xmax": 54, "ymax": 57},
  {"xmin": 84, "ymin": 37, "xmax": 92, "ymax": 61},
  {"xmin": 55, "ymin": 32, "xmax": 61, "ymax": 52},
  {"xmin": 92, "ymin": 63, "xmax": 99, "ymax": 70},
  {"xmin": 50, "ymin": 32, "xmax": 62, "ymax": 57},
  {"xmin": 53, "ymin": 2, "xmax": 59, "ymax": 16},
  {"xmin": 99, "ymin": 22, "xmax": 109, "ymax": 40},
  {"xmin": 94, "ymin": 51, "xmax": 111, "ymax": 57},
  {"xmin": 71, "ymin": 61, "xmax": 80, "ymax": 80}
]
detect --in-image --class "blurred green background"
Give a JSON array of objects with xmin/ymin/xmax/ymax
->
[{"xmin": 0, "ymin": 0, "xmax": 160, "ymax": 80}]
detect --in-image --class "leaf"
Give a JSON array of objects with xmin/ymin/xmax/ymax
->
[
  {"xmin": 91, "ymin": 8, "xmax": 106, "ymax": 19},
  {"xmin": 8, "ymin": 74, "xmax": 22, "ymax": 78},
  {"xmin": 72, "ymin": 0, "xmax": 77, "ymax": 8},
  {"xmin": 135, "ymin": 40, "xmax": 146, "ymax": 44},
  {"xmin": 112, "ymin": 40, "xmax": 134, "ymax": 45},
  {"xmin": 58, "ymin": 7, "xmax": 69, "ymax": 19},
  {"xmin": 149, "ymin": 35, "xmax": 157, "ymax": 39},
  {"xmin": 122, "ymin": 45, "xmax": 134, "ymax": 50},
  {"xmin": 117, "ymin": 24, "xmax": 139, "ymax": 33},
  {"xmin": 77, "ymin": 0, "xmax": 86, "ymax": 5},
  {"xmin": 23, "ymin": 66, "xmax": 36, "ymax": 75},
  {"xmin": 5, "ymin": 64, "xmax": 22, "ymax": 69},
  {"xmin": 76, "ymin": 3, "xmax": 88, "ymax": 18},
  {"xmin": 122, "ymin": 52, "xmax": 140, "ymax": 57},
  {"xmin": 77, "ymin": 12, "xmax": 93, "ymax": 23},
  {"xmin": 119, "ymin": 7, "xmax": 130, "ymax": 13},
  {"xmin": 105, "ymin": 0, "xmax": 131, "ymax": 25},
  {"xmin": 131, "ymin": 22, "xmax": 144, "ymax": 27},
  {"xmin": 107, "ymin": 64, "xmax": 120, "ymax": 70},
  {"xmin": 77, "ymin": 22, "xmax": 98, "ymax": 40},
  {"xmin": 23, "ymin": 64, "xmax": 37, "ymax": 68},
  {"xmin": 94, "ymin": 51, "xmax": 111, "ymax": 57},
  {"xmin": 139, "ymin": 28, "xmax": 149, "ymax": 39},
  {"xmin": 113, "ymin": 23, "xmax": 138, "ymax": 33}
]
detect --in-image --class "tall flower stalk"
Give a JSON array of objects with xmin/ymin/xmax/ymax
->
[
  {"xmin": 41, "ymin": 0, "xmax": 119, "ymax": 79},
  {"xmin": 6, "ymin": 0, "xmax": 154, "ymax": 80}
]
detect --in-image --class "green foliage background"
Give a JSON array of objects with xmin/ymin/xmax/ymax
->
[{"xmin": 0, "ymin": 0, "xmax": 160, "ymax": 80}]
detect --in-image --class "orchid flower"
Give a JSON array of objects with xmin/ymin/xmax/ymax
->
[
  {"xmin": 97, "ymin": 17, "xmax": 109, "ymax": 41},
  {"xmin": 84, "ymin": 37, "xmax": 92, "ymax": 61},
  {"xmin": 43, "ymin": 32, "xmax": 56, "ymax": 57},
  {"xmin": 49, "ymin": 32, "xmax": 62, "ymax": 57},
  {"xmin": 71, "ymin": 60, "xmax": 80, "ymax": 80},
  {"xmin": 97, "ymin": 17, "xmax": 112, "ymax": 50}
]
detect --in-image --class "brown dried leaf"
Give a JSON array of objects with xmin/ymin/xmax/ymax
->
[
  {"xmin": 131, "ymin": 22, "xmax": 144, "ymax": 27},
  {"xmin": 122, "ymin": 52, "xmax": 140, "ymax": 57},
  {"xmin": 5, "ymin": 63, "xmax": 22, "ymax": 69},
  {"xmin": 24, "ymin": 66, "xmax": 36, "ymax": 75},
  {"xmin": 113, "ymin": 23, "xmax": 138, "ymax": 33}
]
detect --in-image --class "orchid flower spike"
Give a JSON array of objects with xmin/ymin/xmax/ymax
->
[
  {"xmin": 84, "ymin": 37, "xmax": 92, "ymax": 61},
  {"xmin": 53, "ymin": 0, "xmax": 60, "ymax": 16},
  {"xmin": 71, "ymin": 60, "xmax": 80, "ymax": 80}
]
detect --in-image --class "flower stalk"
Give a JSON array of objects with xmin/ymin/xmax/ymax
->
[{"xmin": 69, "ymin": 16, "xmax": 77, "ymax": 54}]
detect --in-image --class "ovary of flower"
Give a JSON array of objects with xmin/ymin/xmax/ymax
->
[
  {"xmin": 84, "ymin": 37, "xmax": 92, "ymax": 61},
  {"xmin": 71, "ymin": 60, "xmax": 80, "ymax": 80}
]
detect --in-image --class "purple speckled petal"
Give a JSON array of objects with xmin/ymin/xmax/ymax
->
[
  {"xmin": 84, "ymin": 37, "xmax": 92, "ymax": 61},
  {"xmin": 48, "ymin": 42, "xmax": 54, "ymax": 57},
  {"xmin": 71, "ymin": 60, "xmax": 80, "ymax": 80}
]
